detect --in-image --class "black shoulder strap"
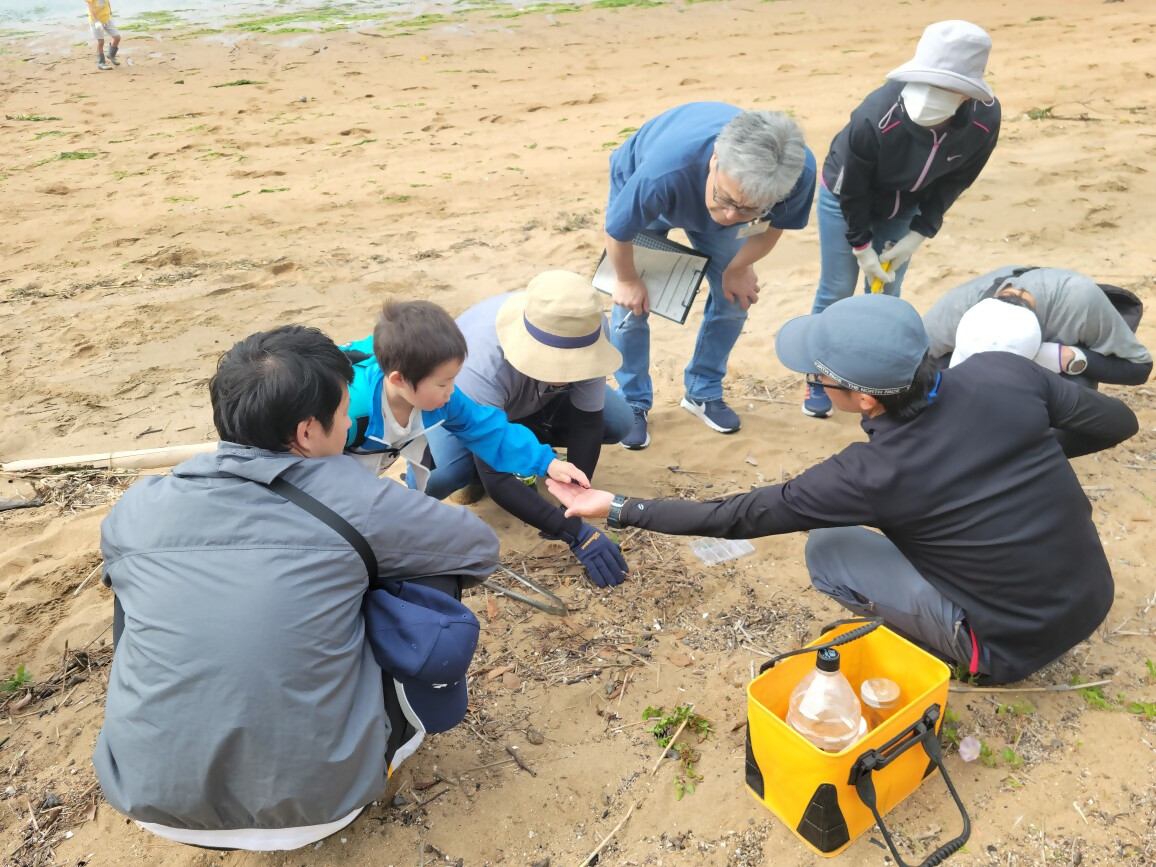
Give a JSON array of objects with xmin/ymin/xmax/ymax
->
[{"xmin": 267, "ymin": 476, "xmax": 379, "ymax": 587}]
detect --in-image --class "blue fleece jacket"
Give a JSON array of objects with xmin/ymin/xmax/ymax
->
[{"xmin": 341, "ymin": 336, "xmax": 555, "ymax": 479}]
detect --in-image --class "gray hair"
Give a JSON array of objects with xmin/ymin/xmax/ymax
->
[{"xmin": 715, "ymin": 111, "xmax": 806, "ymax": 209}]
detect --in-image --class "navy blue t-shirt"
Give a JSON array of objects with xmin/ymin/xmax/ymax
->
[{"xmin": 606, "ymin": 102, "xmax": 815, "ymax": 242}]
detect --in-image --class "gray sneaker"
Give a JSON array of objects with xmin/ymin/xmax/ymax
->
[
  {"xmin": 98, "ymin": 57, "xmax": 111, "ymax": 70},
  {"xmin": 621, "ymin": 407, "xmax": 650, "ymax": 450}
]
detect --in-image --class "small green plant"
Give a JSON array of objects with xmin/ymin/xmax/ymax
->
[
  {"xmin": 978, "ymin": 740, "xmax": 997, "ymax": 767},
  {"xmin": 211, "ymin": 79, "xmax": 265, "ymax": 88},
  {"xmin": 1071, "ymin": 675, "xmax": 1116, "ymax": 711},
  {"xmin": 382, "ymin": 194, "xmax": 409, "ymax": 203},
  {"xmin": 1127, "ymin": 700, "xmax": 1156, "ymax": 721},
  {"xmin": 258, "ymin": 187, "xmax": 289, "ymax": 194},
  {"xmin": 34, "ymin": 130, "xmax": 64, "ymax": 139},
  {"xmin": 7, "ymin": 113, "xmax": 61, "ymax": 121},
  {"xmin": 1145, "ymin": 658, "xmax": 1155, "ymax": 681},
  {"xmin": 643, "ymin": 704, "xmax": 712, "ymax": 799},
  {"xmin": 3, "ymin": 664, "xmax": 32, "ymax": 693},
  {"xmin": 951, "ymin": 662, "xmax": 979, "ymax": 684},
  {"xmin": 999, "ymin": 746, "xmax": 1024, "ymax": 769},
  {"xmin": 940, "ymin": 706, "xmax": 962, "ymax": 748},
  {"xmin": 996, "ymin": 700, "xmax": 1034, "ymax": 717},
  {"xmin": 1027, "ymin": 106, "xmax": 1055, "ymax": 120}
]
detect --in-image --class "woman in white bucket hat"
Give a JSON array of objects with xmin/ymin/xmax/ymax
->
[{"xmin": 801, "ymin": 20, "xmax": 1001, "ymax": 420}]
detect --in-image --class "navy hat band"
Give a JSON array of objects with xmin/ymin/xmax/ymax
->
[{"xmin": 523, "ymin": 314, "xmax": 602, "ymax": 350}]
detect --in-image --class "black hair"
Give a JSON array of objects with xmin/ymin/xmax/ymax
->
[
  {"xmin": 210, "ymin": 325, "xmax": 353, "ymax": 451},
  {"xmin": 876, "ymin": 353, "xmax": 938, "ymax": 422},
  {"xmin": 993, "ymin": 292, "xmax": 1035, "ymax": 311},
  {"xmin": 372, "ymin": 300, "xmax": 467, "ymax": 387}
]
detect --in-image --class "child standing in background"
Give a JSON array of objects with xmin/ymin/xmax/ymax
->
[{"xmin": 85, "ymin": 0, "xmax": 121, "ymax": 71}]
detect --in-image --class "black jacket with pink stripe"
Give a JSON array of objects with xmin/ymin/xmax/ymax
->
[{"xmin": 822, "ymin": 80, "xmax": 1001, "ymax": 249}]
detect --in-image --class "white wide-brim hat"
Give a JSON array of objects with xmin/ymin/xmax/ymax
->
[
  {"xmin": 887, "ymin": 20, "xmax": 994, "ymax": 102},
  {"xmin": 495, "ymin": 271, "xmax": 621, "ymax": 383}
]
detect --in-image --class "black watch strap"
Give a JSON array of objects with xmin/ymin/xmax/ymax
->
[{"xmin": 607, "ymin": 494, "xmax": 627, "ymax": 530}]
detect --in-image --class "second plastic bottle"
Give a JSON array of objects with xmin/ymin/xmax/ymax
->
[{"xmin": 786, "ymin": 647, "xmax": 864, "ymax": 752}]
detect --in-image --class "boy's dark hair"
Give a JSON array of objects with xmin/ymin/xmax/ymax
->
[
  {"xmin": 876, "ymin": 353, "xmax": 938, "ymax": 422},
  {"xmin": 210, "ymin": 325, "xmax": 353, "ymax": 451},
  {"xmin": 373, "ymin": 300, "xmax": 467, "ymax": 386}
]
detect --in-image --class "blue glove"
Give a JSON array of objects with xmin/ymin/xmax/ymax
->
[{"xmin": 562, "ymin": 522, "xmax": 628, "ymax": 589}]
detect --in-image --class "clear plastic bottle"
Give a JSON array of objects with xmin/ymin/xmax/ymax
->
[
  {"xmin": 786, "ymin": 648, "xmax": 864, "ymax": 752},
  {"xmin": 860, "ymin": 677, "xmax": 901, "ymax": 731}
]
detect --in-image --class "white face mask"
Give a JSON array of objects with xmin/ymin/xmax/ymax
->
[{"xmin": 901, "ymin": 83, "xmax": 967, "ymax": 127}]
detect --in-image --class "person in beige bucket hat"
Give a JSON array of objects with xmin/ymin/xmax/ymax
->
[
  {"xmin": 415, "ymin": 271, "xmax": 634, "ymax": 590},
  {"xmin": 495, "ymin": 271, "xmax": 623, "ymax": 383},
  {"xmin": 800, "ymin": 19, "xmax": 1000, "ymax": 420}
]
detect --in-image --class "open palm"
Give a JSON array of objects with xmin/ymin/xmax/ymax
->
[{"xmin": 545, "ymin": 480, "xmax": 614, "ymax": 519}]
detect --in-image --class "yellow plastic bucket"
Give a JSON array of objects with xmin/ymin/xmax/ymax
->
[{"xmin": 745, "ymin": 620, "xmax": 969, "ymax": 863}]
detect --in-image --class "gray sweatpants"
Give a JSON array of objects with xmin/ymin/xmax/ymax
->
[{"xmin": 805, "ymin": 527, "xmax": 991, "ymax": 676}]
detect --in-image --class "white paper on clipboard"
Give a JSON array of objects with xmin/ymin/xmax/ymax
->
[{"xmin": 592, "ymin": 231, "xmax": 710, "ymax": 325}]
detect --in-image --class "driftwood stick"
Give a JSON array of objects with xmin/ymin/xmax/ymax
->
[
  {"xmin": 73, "ymin": 563, "xmax": 102, "ymax": 597},
  {"xmin": 650, "ymin": 711, "xmax": 693, "ymax": 776},
  {"xmin": 0, "ymin": 498, "xmax": 44, "ymax": 512},
  {"xmin": 949, "ymin": 679, "xmax": 1110, "ymax": 694},
  {"xmin": 578, "ymin": 804, "xmax": 635, "ymax": 867},
  {"xmin": 2, "ymin": 441, "xmax": 216, "ymax": 472},
  {"xmin": 504, "ymin": 744, "xmax": 537, "ymax": 777}
]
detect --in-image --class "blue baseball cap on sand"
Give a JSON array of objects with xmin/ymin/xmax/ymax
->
[
  {"xmin": 365, "ymin": 581, "xmax": 480, "ymax": 734},
  {"xmin": 775, "ymin": 295, "xmax": 930, "ymax": 395}
]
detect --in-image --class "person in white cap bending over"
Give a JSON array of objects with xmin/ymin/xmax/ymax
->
[
  {"xmin": 925, "ymin": 265, "xmax": 1152, "ymax": 387},
  {"xmin": 802, "ymin": 20, "xmax": 1001, "ymax": 419},
  {"xmin": 547, "ymin": 294, "xmax": 1138, "ymax": 685}
]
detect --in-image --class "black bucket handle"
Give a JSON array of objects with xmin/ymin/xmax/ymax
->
[
  {"xmin": 758, "ymin": 617, "xmax": 883, "ymax": 675},
  {"xmin": 848, "ymin": 704, "xmax": 970, "ymax": 867}
]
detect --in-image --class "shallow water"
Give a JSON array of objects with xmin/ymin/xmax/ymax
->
[{"xmin": 0, "ymin": 0, "xmax": 528, "ymax": 29}]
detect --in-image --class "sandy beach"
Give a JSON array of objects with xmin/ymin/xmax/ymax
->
[{"xmin": 2, "ymin": 0, "xmax": 1156, "ymax": 863}]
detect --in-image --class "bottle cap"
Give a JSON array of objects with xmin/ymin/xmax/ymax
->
[
  {"xmin": 816, "ymin": 647, "xmax": 840, "ymax": 672},
  {"xmin": 860, "ymin": 677, "xmax": 901, "ymax": 709}
]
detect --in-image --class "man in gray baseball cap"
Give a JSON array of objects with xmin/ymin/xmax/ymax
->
[{"xmin": 546, "ymin": 294, "xmax": 1138, "ymax": 684}]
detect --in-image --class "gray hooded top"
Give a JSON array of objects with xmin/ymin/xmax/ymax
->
[{"xmin": 94, "ymin": 443, "xmax": 499, "ymax": 831}]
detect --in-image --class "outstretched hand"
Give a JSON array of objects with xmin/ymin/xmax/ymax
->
[
  {"xmin": 545, "ymin": 479, "xmax": 614, "ymax": 519},
  {"xmin": 546, "ymin": 458, "xmax": 590, "ymax": 489}
]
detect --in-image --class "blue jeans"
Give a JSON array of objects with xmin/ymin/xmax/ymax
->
[
  {"xmin": 409, "ymin": 386, "xmax": 634, "ymax": 500},
  {"xmin": 609, "ymin": 218, "xmax": 748, "ymax": 410},
  {"xmin": 811, "ymin": 184, "xmax": 919, "ymax": 314}
]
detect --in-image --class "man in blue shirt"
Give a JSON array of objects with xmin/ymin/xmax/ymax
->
[{"xmin": 604, "ymin": 102, "xmax": 816, "ymax": 447}]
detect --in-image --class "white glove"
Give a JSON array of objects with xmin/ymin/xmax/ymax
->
[
  {"xmin": 879, "ymin": 231, "xmax": 927, "ymax": 269},
  {"xmin": 852, "ymin": 244, "xmax": 892, "ymax": 285}
]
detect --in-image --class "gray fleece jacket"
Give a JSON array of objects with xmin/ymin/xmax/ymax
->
[{"xmin": 94, "ymin": 443, "xmax": 498, "ymax": 831}]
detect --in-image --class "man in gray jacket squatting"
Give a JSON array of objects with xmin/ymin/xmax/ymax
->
[{"xmin": 94, "ymin": 325, "xmax": 499, "ymax": 851}]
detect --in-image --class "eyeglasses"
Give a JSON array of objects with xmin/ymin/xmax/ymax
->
[
  {"xmin": 710, "ymin": 164, "xmax": 764, "ymax": 216},
  {"xmin": 805, "ymin": 373, "xmax": 857, "ymax": 392}
]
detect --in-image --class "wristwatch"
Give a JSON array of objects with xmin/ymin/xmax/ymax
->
[
  {"xmin": 1065, "ymin": 347, "xmax": 1088, "ymax": 376},
  {"xmin": 607, "ymin": 493, "xmax": 628, "ymax": 530}
]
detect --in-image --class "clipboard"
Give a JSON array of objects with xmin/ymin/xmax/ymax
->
[{"xmin": 592, "ymin": 231, "xmax": 710, "ymax": 325}]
